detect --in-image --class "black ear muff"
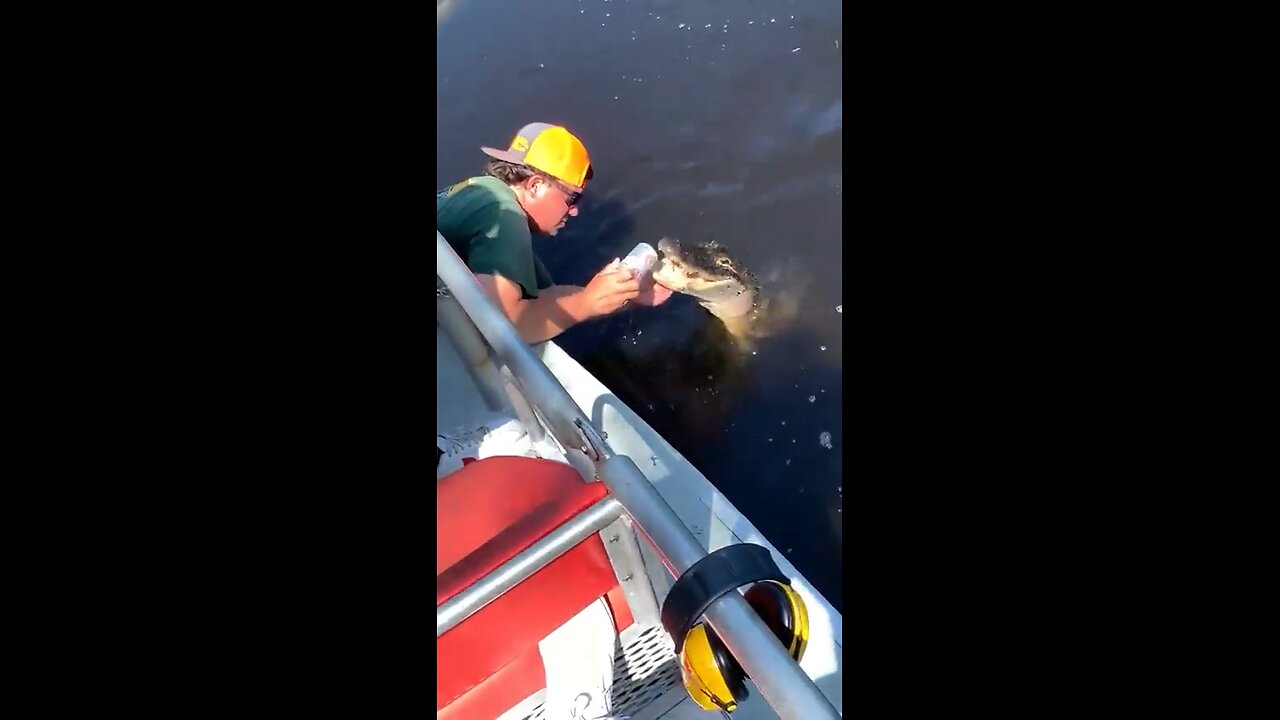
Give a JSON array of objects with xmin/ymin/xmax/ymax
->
[
  {"xmin": 750, "ymin": 579, "xmax": 809, "ymax": 662},
  {"xmin": 745, "ymin": 580, "xmax": 800, "ymax": 659}
]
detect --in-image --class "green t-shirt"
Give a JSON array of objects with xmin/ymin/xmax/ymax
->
[{"xmin": 436, "ymin": 175, "xmax": 554, "ymax": 298}]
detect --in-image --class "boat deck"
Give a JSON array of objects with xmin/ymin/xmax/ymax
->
[
  {"xmin": 497, "ymin": 624, "xmax": 722, "ymax": 720},
  {"xmin": 438, "ymin": 322, "xmax": 718, "ymax": 718}
]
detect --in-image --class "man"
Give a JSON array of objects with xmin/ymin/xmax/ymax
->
[
  {"xmin": 437, "ymin": 122, "xmax": 672, "ymax": 344},
  {"xmin": 436, "ymin": 122, "xmax": 676, "ymax": 475}
]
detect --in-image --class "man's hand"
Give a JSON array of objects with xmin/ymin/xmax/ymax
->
[
  {"xmin": 582, "ymin": 261, "xmax": 641, "ymax": 315},
  {"xmin": 634, "ymin": 275, "xmax": 675, "ymax": 306}
]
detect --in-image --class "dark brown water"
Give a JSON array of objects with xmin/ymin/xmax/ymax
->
[{"xmin": 438, "ymin": 0, "xmax": 843, "ymax": 612}]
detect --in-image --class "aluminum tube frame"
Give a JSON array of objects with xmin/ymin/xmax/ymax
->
[
  {"xmin": 437, "ymin": 496, "xmax": 623, "ymax": 637},
  {"xmin": 436, "ymin": 233, "xmax": 601, "ymax": 460},
  {"xmin": 437, "ymin": 291, "xmax": 509, "ymax": 412}
]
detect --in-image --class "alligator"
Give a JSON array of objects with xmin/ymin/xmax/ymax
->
[{"xmin": 649, "ymin": 236, "xmax": 794, "ymax": 348}]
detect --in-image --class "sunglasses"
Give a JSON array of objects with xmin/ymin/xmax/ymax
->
[{"xmin": 547, "ymin": 177, "xmax": 583, "ymax": 207}]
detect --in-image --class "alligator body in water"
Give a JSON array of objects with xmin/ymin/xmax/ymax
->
[{"xmin": 649, "ymin": 236, "xmax": 796, "ymax": 348}]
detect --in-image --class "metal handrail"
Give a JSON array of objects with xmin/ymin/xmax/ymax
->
[
  {"xmin": 437, "ymin": 496, "xmax": 624, "ymax": 636},
  {"xmin": 435, "ymin": 231, "xmax": 839, "ymax": 719}
]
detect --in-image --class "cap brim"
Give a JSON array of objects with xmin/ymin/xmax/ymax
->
[{"xmin": 480, "ymin": 146, "xmax": 526, "ymax": 164}]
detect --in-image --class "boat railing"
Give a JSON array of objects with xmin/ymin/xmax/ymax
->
[{"xmin": 436, "ymin": 231, "xmax": 839, "ymax": 720}]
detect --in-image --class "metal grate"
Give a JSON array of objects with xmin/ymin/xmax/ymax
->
[{"xmin": 516, "ymin": 625, "xmax": 684, "ymax": 720}]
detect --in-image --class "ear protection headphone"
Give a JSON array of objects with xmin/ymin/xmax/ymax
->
[{"xmin": 661, "ymin": 544, "xmax": 811, "ymax": 713}]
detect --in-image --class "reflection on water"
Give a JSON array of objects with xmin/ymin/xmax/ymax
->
[
  {"xmin": 436, "ymin": 0, "xmax": 455, "ymax": 25},
  {"xmin": 438, "ymin": 0, "xmax": 842, "ymax": 612}
]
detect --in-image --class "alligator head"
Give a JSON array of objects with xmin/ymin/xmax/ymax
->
[{"xmin": 650, "ymin": 237, "xmax": 758, "ymax": 320}]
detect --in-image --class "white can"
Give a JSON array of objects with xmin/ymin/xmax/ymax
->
[{"xmin": 620, "ymin": 242, "xmax": 658, "ymax": 277}]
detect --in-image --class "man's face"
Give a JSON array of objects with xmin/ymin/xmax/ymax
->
[{"xmin": 524, "ymin": 173, "xmax": 583, "ymax": 236}]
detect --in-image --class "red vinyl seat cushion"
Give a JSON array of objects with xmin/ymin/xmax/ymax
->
[{"xmin": 436, "ymin": 456, "xmax": 621, "ymax": 716}]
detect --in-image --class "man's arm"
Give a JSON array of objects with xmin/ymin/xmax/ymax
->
[
  {"xmin": 476, "ymin": 267, "xmax": 640, "ymax": 343},
  {"xmin": 476, "ymin": 274, "xmax": 591, "ymax": 343}
]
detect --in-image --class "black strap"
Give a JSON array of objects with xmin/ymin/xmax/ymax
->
[{"xmin": 661, "ymin": 544, "xmax": 788, "ymax": 654}]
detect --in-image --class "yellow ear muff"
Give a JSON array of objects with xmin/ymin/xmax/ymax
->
[
  {"xmin": 680, "ymin": 623, "xmax": 743, "ymax": 712},
  {"xmin": 679, "ymin": 581, "xmax": 811, "ymax": 712},
  {"xmin": 660, "ymin": 544, "xmax": 811, "ymax": 713},
  {"xmin": 788, "ymin": 584, "xmax": 810, "ymax": 661}
]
